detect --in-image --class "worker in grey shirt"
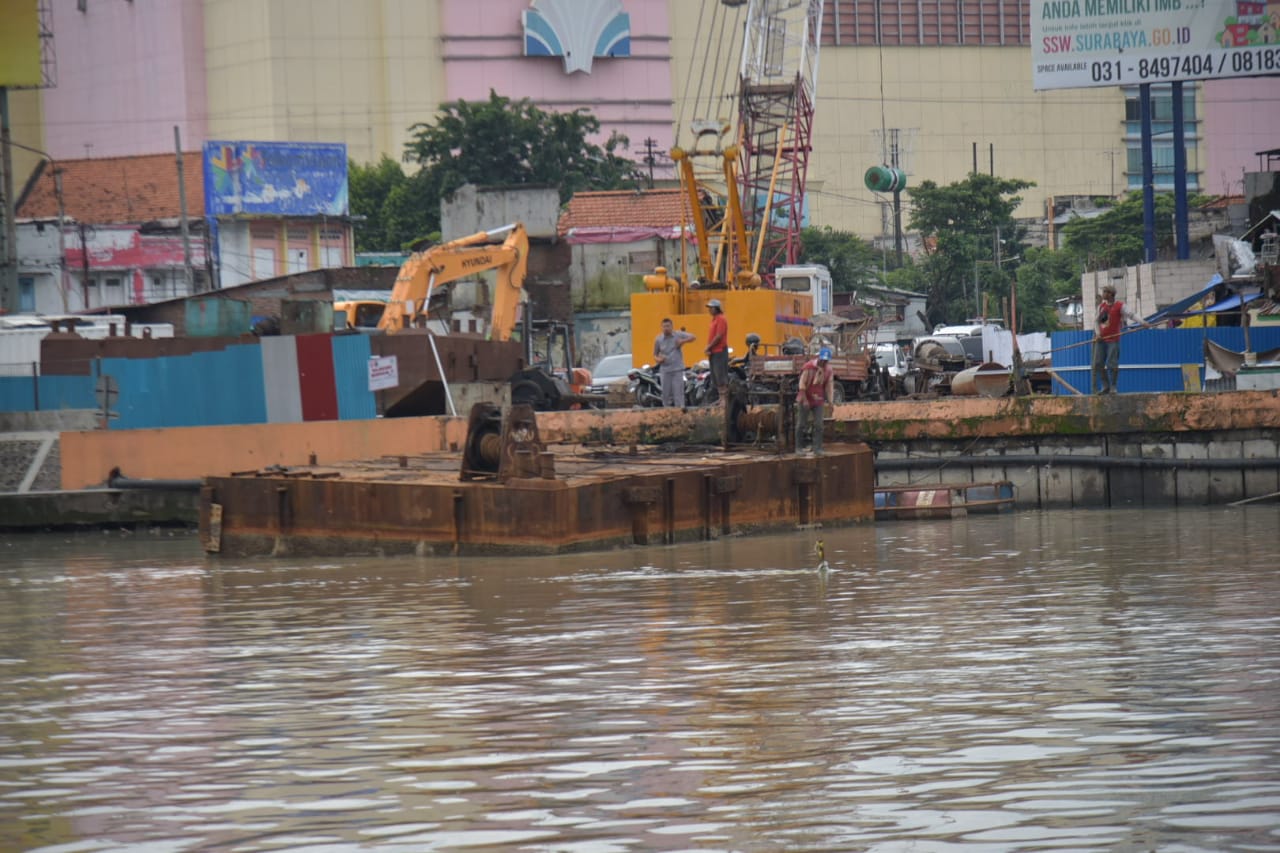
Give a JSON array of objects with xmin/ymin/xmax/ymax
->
[{"xmin": 653, "ymin": 318, "xmax": 697, "ymax": 408}]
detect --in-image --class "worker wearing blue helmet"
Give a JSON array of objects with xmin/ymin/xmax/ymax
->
[{"xmin": 795, "ymin": 346, "xmax": 835, "ymax": 455}]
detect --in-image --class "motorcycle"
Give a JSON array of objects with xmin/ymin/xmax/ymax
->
[
  {"xmin": 686, "ymin": 362, "xmax": 712, "ymax": 407},
  {"xmin": 627, "ymin": 364, "xmax": 664, "ymax": 408},
  {"xmin": 689, "ymin": 351, "xmax": 754, "ymax": 406}
]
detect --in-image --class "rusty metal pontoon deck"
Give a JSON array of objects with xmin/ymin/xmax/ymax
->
[{"xmin": 200, "ymin": 404, "xmax": 875, "ymax": 557}]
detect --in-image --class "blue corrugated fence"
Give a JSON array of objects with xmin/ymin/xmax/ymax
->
[{"xmin": 1050, "ymin": 327, "xmax": 1280, "ymax": 394}]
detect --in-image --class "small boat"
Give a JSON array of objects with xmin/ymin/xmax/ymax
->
[{"xmin": 875, "ymin": 481, "xmax": 1015, "ymax": 520}]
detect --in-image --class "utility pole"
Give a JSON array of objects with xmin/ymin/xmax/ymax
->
[
  {"xmin": 54, "ymin": 165, "xmax": 67, "ymax": 312},
  {"xmin": 1103, "ymin": 150, "xmax": 1118, "ymax": 197},
  {"xmin": 974, "ymin": 238, "xmax": 981, "ymax": 321},
  {"xmin": 79, "ymin": 221, "xmax": 90, "ymax": 308},
  {"xmin": 174, "ymin": 126, "xmax": 196, "ymax": 294},
  {"xmin": 0, "ymin": 87, "xmax": 18, "ymax": 313},
  {"xmin": 890, "ymin": 128, "xmax": 903, "ymax": 267},
  {"xmin": 642, "ymin": 137, "xmax": 658, "ymax": 189}
]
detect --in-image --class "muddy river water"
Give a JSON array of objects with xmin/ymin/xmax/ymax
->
[{"xmin": 1, "ymin": 506, "xmax": 1278, "ymax": 851}]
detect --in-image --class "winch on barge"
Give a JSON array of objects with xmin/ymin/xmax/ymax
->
[{"xmin": 199, "ymin": 402, "xmax": 875, "ymax": 558}]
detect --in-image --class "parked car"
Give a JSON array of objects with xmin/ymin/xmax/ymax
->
[{"xmin": 587, "ymin": 353, "xmax": 634, "ymax": 405}]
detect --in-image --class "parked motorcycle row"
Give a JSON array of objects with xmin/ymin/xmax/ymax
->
[
  {"xmin": 627, "ymin": 360, "xmax": 751, "ymax": 408},
  {"xmin": 627, "ymin": 364, "xmax": 710, "ymax": 408}
]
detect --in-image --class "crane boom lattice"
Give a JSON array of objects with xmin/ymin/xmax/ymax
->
[{"xmin": 737, "ymin": 0, "xmax": 822, "ymax": 285}]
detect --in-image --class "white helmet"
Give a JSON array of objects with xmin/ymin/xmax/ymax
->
[{"xmin": 707, "ymin": 299, "xmax": 722, "ymax": 309}]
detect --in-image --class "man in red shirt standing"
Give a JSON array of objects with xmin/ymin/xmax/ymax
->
[
  {"xmin": 1092, "ymin": 284, "xmax": 1142, "ymax": 394},
  {"xmin": 704, "ymin": 299, "xmax": 729, "ymax": 401},
  {"xmin": 795, "ymin": 347, "xmax": 835, "ymax": 455}
]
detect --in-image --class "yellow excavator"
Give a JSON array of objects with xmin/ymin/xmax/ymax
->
[
  {"xmin": 378, "ymin": 222, "xmax": 529, "ymax": 339},
  {"xmin": 375, "ymin": 222, "xmax": 601, "ymax": 411}
]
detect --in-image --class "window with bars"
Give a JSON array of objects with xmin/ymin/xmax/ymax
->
[
  {"xmin": 1122, "ymin": 84, "xmax": 1201, "ymax": 192},
  {"xmin": 823, "ymin": 0, "xmax": 1030, "ymax": 47}
]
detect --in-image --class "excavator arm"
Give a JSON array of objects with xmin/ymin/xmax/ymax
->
[{"xmin": 378, "ymin": 222, "xmax": 529, "ymax": 341}]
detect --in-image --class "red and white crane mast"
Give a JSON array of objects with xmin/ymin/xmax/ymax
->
[{"xmin": 736, "ymin": 0, "xmax": 823, "ymax": 284}]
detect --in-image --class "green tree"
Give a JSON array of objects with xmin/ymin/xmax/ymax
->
[
  {"xmin": 403, "ymin": 90, "xmax": 643, "ymax": 235},
  {"xmin": 347, "ymin": 93, "xmax": 644, "ymax": 251},
  {"xmin": 797, "ymin": 226, "xmax": 880, "ymax": 294},
  {"xmin": 882, "ymin": 260, "xmax": 930, "ymax": 297},
  {"xmin": 907, "ymin": 172, "xmax": 1034, "ymax": 327},
  {"xmin": 1057, "ymin": 191, "xmax": 1208, "ymax": 269},
  {"xmin": 349, "ymin": 156, "xmax": 410, "ymax": 252},
  {"xmin": 1014, "ymin": 246, "xmax": 1083, "ymax": 332}
]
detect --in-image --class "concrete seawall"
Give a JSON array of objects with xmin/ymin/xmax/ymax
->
[{"xmin": 831, "ymin": 391, "xmax": 1280, "ymax": 508}]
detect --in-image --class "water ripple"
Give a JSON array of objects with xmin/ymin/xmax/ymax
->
[{"xmin": 0, "ymin": 509, "xmax": 1277, "ymax": 850}]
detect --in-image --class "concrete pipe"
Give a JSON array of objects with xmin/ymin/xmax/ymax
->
[{"xmin": 951, "ymin": 362, "xmax": 1009, "ymax": 397}]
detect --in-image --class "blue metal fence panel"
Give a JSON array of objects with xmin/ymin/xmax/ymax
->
[
  {"xmin": 1051, "ymin": 327, "xmax": 1280, "ymax": 395},
  {"xmin": 331, "ymin": 334, "xmax": 376, "ymax": 420},
  {"xmin": 0, "ymin": 378, "xmax": 36, "ymax": 412},
  {"xmin": 43, "ymin": 376, "xmax": 97, "ymax": 410},
  {"xmin": 102, "ymin": 344, "xmax": 268, "ymax": 429},
  {"xmin": 0, "ymin": 375, "xmax": 97, "ymax": 412}
]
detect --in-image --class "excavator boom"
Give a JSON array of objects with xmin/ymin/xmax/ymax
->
[{"xmin": 378, "ymin": 223, "xmax": 529, "ymax": 341}]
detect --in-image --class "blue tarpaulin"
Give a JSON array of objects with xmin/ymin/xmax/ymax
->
[{"xmin": 1142, "ymin": 275, "xmax": 1221, "ymax": 325}]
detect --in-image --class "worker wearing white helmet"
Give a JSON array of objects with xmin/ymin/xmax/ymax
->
[{"xmin": 704, "ymin": 299, "xmax": 729, "ymax": 400}]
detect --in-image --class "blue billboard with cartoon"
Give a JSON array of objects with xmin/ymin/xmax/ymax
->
[{"xmin": 204, "ymin": 141, "xmax": 348, "ymax": 217}]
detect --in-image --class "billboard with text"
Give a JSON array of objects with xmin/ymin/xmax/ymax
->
[{"xmin": 1032, "ymin": 0, "xmax": 1280, "ymax": 90}]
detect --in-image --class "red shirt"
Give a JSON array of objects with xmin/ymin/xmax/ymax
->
[
  {"xmin": 798, "ymin": 359, "xmax": 834, "ymax": 407},
  {"xmin": 1097, "ymin": 299, "xmax": 1124, "ymax": 342},
  {"xmin": 707, "ymin": 314, "xmax": 728, "ymax": 353}
]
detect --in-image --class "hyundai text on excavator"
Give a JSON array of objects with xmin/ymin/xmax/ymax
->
[{"xmin": 378, "ymin": 222, "xmax": 529, "ymax": 339}]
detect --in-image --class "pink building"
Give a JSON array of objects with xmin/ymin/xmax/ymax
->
[{"xmin": 1201, "ymin": 78, "xmax": 1280, "ymax": 197}]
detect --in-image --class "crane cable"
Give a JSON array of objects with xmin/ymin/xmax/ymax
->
[
  {"xmin": 877, "ymin": 6, "xmax": 888, "ymax": 162},
  {"xmin": 680, "ymin": 1, "xmax": 746, "ymax": 150},
  {"xmin": 676, "ymin": 0, "xmax": 711, "ymax": 146},
  {"xmin": 708, "ymin": 3, "xmax": 737, "ymax": 136}
]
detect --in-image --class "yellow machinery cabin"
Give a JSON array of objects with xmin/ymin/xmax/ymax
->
[{"xmin": 630, "ymin": 283, "xmax": 815, "ymax": 366}]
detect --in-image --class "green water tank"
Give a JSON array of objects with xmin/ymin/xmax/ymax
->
[{"xmin": 864, "ymin": 165, "xmax": 908, "ymax": 193}]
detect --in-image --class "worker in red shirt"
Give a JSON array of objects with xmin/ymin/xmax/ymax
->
[
  {"xmin": 704, "ymin": 299, "xmax": 729, "ymax": 401},
  {"xmin": 795, "ymin": 347, "xmax": 835, "ymax": 455},
  {"xmin": 1092, "ymin": 284, "xmax": 1142, "ymax": 394}
]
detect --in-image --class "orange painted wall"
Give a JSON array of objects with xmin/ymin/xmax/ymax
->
[
  {"xmin": 59, "ymin": 408, "xmax": 708, "ymax": 491},
  {"xmin": 60, "ymin": 417, "xmax": 468, "ymax": 490}
]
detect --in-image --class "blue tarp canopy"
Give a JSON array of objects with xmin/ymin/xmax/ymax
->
[
  {"xmin": 1142, "ymin": 275, "xmax": 1220, "ymax": 325},
  {"xmin": 1199, "ymin": 290, "xmax": 1264, "ymax": 314},
  {"xmin": 1140, "ymin": 273, "xmax": 1261, "ymax": 324}
]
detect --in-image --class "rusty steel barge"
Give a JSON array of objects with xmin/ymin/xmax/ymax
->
[{"xmin": 199, "ymin": 403, "xmax": 876, "ymax": 557}]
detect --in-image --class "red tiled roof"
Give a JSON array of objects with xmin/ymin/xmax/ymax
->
[
  {"xmin": 1198, "ymin": 195, "xmax": 1245, "ymax": 210},
  {"xmin": 17, "ymin": 151, "xmax": 206, "ymax": 224},
  {"xmin": 558, "ymin": 188, "xmax": 690, "ymax": 235}
]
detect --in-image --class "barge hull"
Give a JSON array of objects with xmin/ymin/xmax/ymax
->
[{"xmin": 200, "ymin": 445, "xmax": 875, "ymax": 557}]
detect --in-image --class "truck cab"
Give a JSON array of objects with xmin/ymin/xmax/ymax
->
[
  {"xmin": 874, "ymin": 342, "xmax": 910, "ymax": 378},
  {"xmin": 774, "ymin": 264, "xmax": 833, "ymax": 316}
]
